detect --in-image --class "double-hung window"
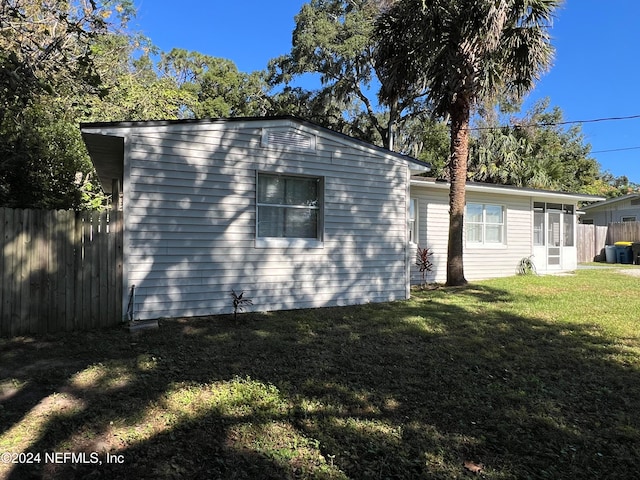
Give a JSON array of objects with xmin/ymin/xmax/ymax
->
[
  {"xmin": 257, "ymin": 173, "xmax": 321, "ymax": 239},
  {"xmin": 466, "ymin": 203, "xmax": 505, "ymax": 245}
]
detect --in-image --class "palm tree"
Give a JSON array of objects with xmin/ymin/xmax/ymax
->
[{"xmin": 376, "ymin": 0, "xmax": 560, "ymax": 285}]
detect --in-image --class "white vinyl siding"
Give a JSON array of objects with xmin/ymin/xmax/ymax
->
[
  {"xmin": 409, "ymin": 188, "xmax": 532, "ymax": 284},
  {"xmin": 114, "ymin": 120, "xmax": 411, "ymax": 319}
]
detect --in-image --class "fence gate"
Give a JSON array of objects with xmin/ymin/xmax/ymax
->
[{"xmin": 1, "ymin": 208, "xmax": 123, "ymax": 336}]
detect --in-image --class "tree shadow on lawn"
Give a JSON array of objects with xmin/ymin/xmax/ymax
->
[{"xmin": 2, "ymin": 284, "xmax": 640, "ymax": 479}]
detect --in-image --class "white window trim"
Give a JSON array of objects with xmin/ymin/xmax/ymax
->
[
  {"xmin": 465, "ymin": 203, "xmax": 507, "ymax": 248},
  {"xmin": 408, "ymin": 198, "xmax": 418, "ymax": 245},
  {"xmin": 255, "ymin": 172, "xmax": 324, "ymax": 248},
  {"xmin": 255, "ymin": 237, "xmax": 324, "ymax": 249}
]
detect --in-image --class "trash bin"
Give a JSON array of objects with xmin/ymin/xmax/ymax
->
[
  {"xmin": 614, "ymin": 241, "xmax": 634, "ymax": 264},
  {"xmin": 633, "ymin": 243, "xmax": 640, "ymax": 265},
  {"xmin": 605, "ymin": 245, "xmax": 616, "ymax": 263}
]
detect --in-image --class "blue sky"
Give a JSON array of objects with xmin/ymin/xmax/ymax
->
[{"xmin": 132, "ymin": 0, "xmax": 640, "ymax": 184}]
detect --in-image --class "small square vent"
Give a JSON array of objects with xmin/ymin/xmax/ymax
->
[
  {"xmin": 630, "ymin": 198, "xmax": 640, "ymax": 206},
  {"xmin": 261, "ymin": 129, "xmax": 316, "ymax": 151}
]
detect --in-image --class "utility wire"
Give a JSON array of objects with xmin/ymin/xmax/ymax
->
[
  {"xmin": 468, "ymin": 113, "xmax": 640, "ymax": 131},
  {"xmin": 591, "ymin": 146, "xmax": 640, "ymax": 154}
]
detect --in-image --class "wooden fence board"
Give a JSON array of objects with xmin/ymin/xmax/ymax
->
[
  {"xmin": 606, "ymin": 222, "xmax": 640, "ymax": 244},
  {"xmin": 0, "ymin": 208, "xmax": 123, "ymax": 336},
  {"xmin": 578, "ymin": 221, "xmax": 640, "ymax": 263}
]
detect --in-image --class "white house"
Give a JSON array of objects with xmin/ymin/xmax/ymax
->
[
  {"xmin": 580, "ymin": 194, "xmax": 640, "ymax": 225},
  {"xmin": 81, "ymin": 116, "xmax": 603, "ymax": 321},
  {"xmin": 81, "ymin": 116, "xmax": 429, "ymax": 320},
  {"xmin": 409, "ymin": 177, "xmax": 604, "ymax": 283}
]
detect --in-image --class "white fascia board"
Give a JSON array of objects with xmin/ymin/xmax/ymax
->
[{"xmin": 410, "ymin": 178, "xmax": 605, "ymax": 203}]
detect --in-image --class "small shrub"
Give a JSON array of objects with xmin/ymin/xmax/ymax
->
[
  {"xmin": 230, "ymin": 290, "xmax": 253, "ymax": 320},
  {"xmin": 416, "ymin": 246, "xmax": 434, "ymax": 286},
  {"xmin": 517, "ymin": 255, "xmax": 537, "ymax": 276}
]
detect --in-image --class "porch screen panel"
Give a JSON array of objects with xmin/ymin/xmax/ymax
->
[
  {"xmin": 563, "ymin": 205, "xmax": 574, "ymax": 247},
  {"xmin": 533, "ymin": 202, "xmax": 545, "ymax": 246}
]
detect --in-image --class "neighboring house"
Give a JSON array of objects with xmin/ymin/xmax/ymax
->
[
  {"xmin": 580, "ymin": 194, "xmax": 640, "ymax": 225},
  {"xmin": 81, "ymin": 116, "xmax": 604, "ymax": 321}
]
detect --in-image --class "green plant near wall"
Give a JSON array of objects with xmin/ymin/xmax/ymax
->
[
  {"xmin": 517, "ymin": 255, "xmax": 537, "ymax": 276},
  {"xmin": 416, "ymin": 246, "xmax": 434, "ymax": 286},
  {"xmin": 230, "ymin": 290, "xmax": 253, "ymax": 320}
]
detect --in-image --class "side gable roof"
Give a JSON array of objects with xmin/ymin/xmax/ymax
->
[{"xmin": 81, "ymin": 116, "xmax": 431, "ymax": 193}]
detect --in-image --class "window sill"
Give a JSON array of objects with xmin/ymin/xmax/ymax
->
[
  {"xmin": 255, "ymin": 238, "xmax": 324, "ymax": 249},
  {"xmin": 465, "ymin": 243, "xmax": 508, "ymax": 250}
]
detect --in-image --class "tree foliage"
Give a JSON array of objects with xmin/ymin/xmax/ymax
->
[
  {"xmin": 376, "ymin": 0, "xmax": 560, "ymax": 286},
  {"xmin": 467, "ymin": 98, "xmax": 599, "ymax": 191},
  {"xmin": 159, "ymin": 49, "xmax": 269, "ymax": 118},
  {"xmin": 0, "ymin": 1, "xmax": 634, "ymax": 212},
  {"xmin": 268, "ymin": 0, "xmax": 429, "ymax": 150},
  {"xmin": 0, "ymin": 0, "xmax": 134, "ymax": 209},
  {"xmin": 0, "ymin": 2, "xmax": 268, "ymax": 209}
]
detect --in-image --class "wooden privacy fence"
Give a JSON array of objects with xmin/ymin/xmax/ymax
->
[
  {"xmin": 577, "ymin": 224, "xmax": 608, "ymax": 263},
  {"xmin": 605, "ymin": 222, "xmax": 640, "ymax": 245},
  {"xmin": 1, "ymin": 208, "xmax": 123, "ymax": 337},
  {"xmin": 577, "ymin": 222, "xmax": 640, "ymax": 263}
]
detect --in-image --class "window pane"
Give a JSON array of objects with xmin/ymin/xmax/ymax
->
[
  {"xmin": 258, "ymin": 206, "xmax": 285, "ymax": 237},
  {"xmin": 466, "ymin": 204, "xmax": 483, "ymax": 223},
  {"xmin": 258, "ymin": 175, "xmax": 319, "ymax": 206},
  {"xmin": 533, "ymin": 211, "xmax": 545, "ymax": 246},
  {"xmin": 485, "ymin": 225, "xmax": 503, "ymax": 243},
  {"xmin": 258, "ymin": 176, "xmax": 284, "ymax": 204},
  {"xmin": 285, "ymin": 209, "xmax": 318, "ymax": 238},
  {"xmin": 466, "ymin": 224, "xmax": 483, "ymax": 243},
  {"xmin": 547, "ymin": 203, "xmax": 562, "ymax": 212},
  {"xmin": 258, "ymin": 206, "xmax": 318, "ymax": 238},
  {"xmin": 285, "ymin": 177, "xmax": 318, "ymax": 206},
  {"xmin": 563, "ymin": 212, "xmax": 574, "ymax": 246},
  {"xmin": 485, "ymin": 205, "xmax": 503, "ymax": 224}
]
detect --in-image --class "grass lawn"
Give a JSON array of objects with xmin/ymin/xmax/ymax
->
[{"xmin": 2, "ymin": 268, "xmax": 640, "ymax": 479}]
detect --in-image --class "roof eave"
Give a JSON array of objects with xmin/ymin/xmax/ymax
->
[
  {"xmin": 581, "ymin": 193, "xmax": 640, "ymax": 211},
  {"xmin": 410, "ymin": 177, "xmax": 606, "ymax": 202}
]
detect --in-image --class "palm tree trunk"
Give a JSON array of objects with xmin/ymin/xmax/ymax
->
[{"xmin": 446, "ymin": 94, "xmax": 471, "ymax": 286}]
